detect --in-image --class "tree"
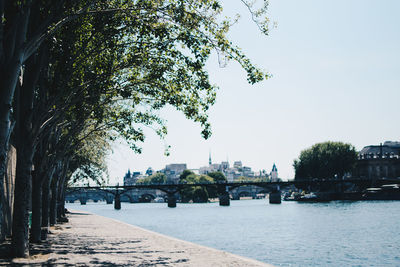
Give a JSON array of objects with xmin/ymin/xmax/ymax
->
[
  {"xmin": 136, "ymin": 173, "xmax": 167, "ymax": 185},
  {"xmin": 192, "ymin": 187, "xmax": 209, "ymax": 203},
  {"xmin": 208, "ymin": 171, "xmax": 227, "ymax": 183},
  {"xmin": 179, "ymin": 172, "xmax": 196, "ymax": 202},
  {"xmin": 206, "ymin": 171, "xmax": 226, "ymax": 197},
  {"xmin": 2, "ymin": 0, "xmax": 272, "ymax": 257},
  {"xmin": 178, "ymin": 173, "xmax": 213, "ymax": 202},
  {"xmin": 150, "ymin": 173, "xmax": 167, "ymax": 184},
  {"xmin": 293, "ymin": 141, "xmax": 358, "ymax": 180},
  {"xmin": 0, "ymin": 0, "xmax": 271, "ymax": 183},
  {"xmin": 234, "ymin": 176, "xmax": 249, "ymax": 182},
  {"xmin": 179, "ymin": 169, "xmax": 195, "ymax": 182}
]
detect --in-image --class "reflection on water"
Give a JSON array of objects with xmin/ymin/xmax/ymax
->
[{"xmin": 66, "ymin": 200, "xmax": 400, "ymax": 266}]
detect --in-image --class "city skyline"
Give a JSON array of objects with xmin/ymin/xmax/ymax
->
[
  {"xmin": 123, "ymin": 157, "xmax": 276, "ymax": 181},
  {"xmin": 123, "ymin": 155, "xmax": 277, "ymax": 173},
  {"xmin": 107, "ymin": 0, "xmax": 400, "ymax": 184}
]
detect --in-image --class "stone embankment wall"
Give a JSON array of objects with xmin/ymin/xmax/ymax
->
[{"xmin": 1, "ymin": 145, "xmax": 16, "ymax": 240}]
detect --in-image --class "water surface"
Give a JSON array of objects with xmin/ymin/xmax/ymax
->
[{"xmin": 66, "ymin": 200, "xmax": 400, "ymax": 266}]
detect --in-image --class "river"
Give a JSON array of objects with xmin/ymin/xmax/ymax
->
[{"xmin": 66, "ymin": 200, "xmax": 400, "ymax": 266}]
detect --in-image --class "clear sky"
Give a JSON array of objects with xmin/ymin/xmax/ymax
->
[{"xmin": 106, "ymin": 0, "xmax": 400, "ymax": 184}]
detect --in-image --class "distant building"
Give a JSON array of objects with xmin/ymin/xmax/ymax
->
[
  {"xmin": 163, "ymin": 163, "xmax": 187, "ymax": 182},
  {"xmin": 210, "ymin": 163, "xmax": 222, "ymax": 171},
  {"xmin": 242, "ymin": 166, "xmax": 254, "ymax": 177},
  {"xmin": 123, "ymin": 170, "xmax": 141, "ymax": 186},
  {"xmin": 145, "ymin": 167, "xmax": 154, "ymax": 176},
  {"xmin": 233, "ymin": 161, "xmax": 242, "ymax": 169},
  {"xmin": 199, "ymin": 163, "xmax": 221, "ymax": 175},
  {"xmin": 270, "ymin": 163, "xmax": 278, "ymax": 182},
  {"xmin": 198, "ymin": 153, "xmax": 258, "ymax": 181},
  {"xmin": 221, "ymin": 161, "xmax": 229, "ymax": 170},
  {"xmin": 225, "ymin": 168, "xmax": 237, "ymax": 181},
  {"xmin": 199, "ymin": 166, "xmax": 209, "ymax": 175},
  {"xmin": 355, "ymin": 141, "xmax": 400, "ymax": 179}
]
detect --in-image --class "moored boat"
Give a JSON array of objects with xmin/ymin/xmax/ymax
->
[{"xmin": 362, "ymin": 184, "xmax": 400, "ymax": 200}]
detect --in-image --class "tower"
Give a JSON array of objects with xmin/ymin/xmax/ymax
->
[
  {"xmin": 209, "ymin": 151, "xmax": 212, "ymax": 165},
  {"xmin": 271, "ymin": 163, "xmax": 278, "ymax": 181}
]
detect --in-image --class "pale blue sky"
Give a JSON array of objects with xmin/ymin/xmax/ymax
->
[{"xmin": 107, "ymin": 0, "xmax": 400, "ymax": 184}]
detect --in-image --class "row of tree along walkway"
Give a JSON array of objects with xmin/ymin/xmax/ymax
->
[{"xmin": 0, "ymin": 0, "xmax": 273, "ymax": 259}]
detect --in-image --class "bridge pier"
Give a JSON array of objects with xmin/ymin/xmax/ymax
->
[
  {"xmin": 106, "ymin": 196, "xmax": 113, "ymax": 204},
  {"xmin": 232, "ymin": 194, "xmax": 240, "ymax": 200},
  {"xmin": 167, "ymin": 193, "xmax": 176, "ymax": 208},
  {"xmin": 269, "ymin": 190, "xmax": 281, "ymax": 204},
  {"xmin": 219, "ymin": 191, "xmax": 230, "ymax": 206},
  {"xmin": 80, "ymin": 198, "xmax": 87, "ymax": 205},
  {"xmin": 114, "ymin": 192, "xmax": 121, "ymax": 210}
]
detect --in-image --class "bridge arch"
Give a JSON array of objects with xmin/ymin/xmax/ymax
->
[
  {"xmin": 238, "ymin": 191, "xmax": 252, "ymax": 198},
  {"xmin": 257, "ymin": 189, "xmax": 269, "ymax": 194},
  {"xmin": 65, "ymin": 189, "xmax": 114, "ymax": 203},
  {"xmin": 229, "ymin": 184, "xmax": 277, "ymax": 200},
  {"xmin": 139, "ymin": 193, "xmax": 155, "ymax": 203}
]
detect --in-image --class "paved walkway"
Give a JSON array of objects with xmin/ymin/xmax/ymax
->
[{"xmin": 3, "ymin": 211, "xmax": 273, "ymax": 266}]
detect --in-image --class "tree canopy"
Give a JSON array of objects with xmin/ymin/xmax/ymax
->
[
  {"xmin": 0, "ymin": 0, "xmax": 272, "ymax": 258},
  {"xmin": 293, "ymin": 141, "xmax": 358, "ymax": 180},
  {"xmin": 136, "ymin": 173, "xmax": 167, "ymax": 185},
  {"xmin": 208, "ymin": 171, "xmax": 227, "ymax": 182}
]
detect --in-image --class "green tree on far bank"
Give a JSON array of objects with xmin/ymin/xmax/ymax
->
[
  {"xmin": 254, "ymin": 177, "xmax": 271, "ymax": 182},
  {"xmin": 293, "ymin": 141, "xmax": 358, "ymax": 180},
  {"xmin": 137, "ymin": 173, "xmax": 167, "ymax": 185},
  {"xmin": 208, "ymin": 171, "xmax": 227, "ymax": 183},
  {"xmin": 179, "ymin": 170, "xmax": 195, "ymax": 182},
  {"xmin": 178, "ymin": 171, "xmax": 217, "ymax": 202},
  {"xmin": 206, "ymin": 171, "xmax": 226, "ymax": 198},
  {"xmin": 235, "ymin": 176, "xmax": 252, "ymax": 182},
  {"xmin": 179, "ymin": 171, "xmax": 198, "ymax": 202},
  {"xmin": 192, "ymin": 187, "xmax": 209, "ymax": 203}
]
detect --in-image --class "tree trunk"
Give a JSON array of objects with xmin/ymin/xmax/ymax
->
[
  {"xmin": 30, "ymin": 171, "xmax": 42, "ymax": 243},
  {"xmin": 41, "ymin": 178, "xmax": 49, "ymax": 225},
  {"xmin": 0, "ymin": 62, "xmax": 21, "ymax": 183},
  {"xmin": 0, "ymin": 180, "xmax": 4, "ymax": 242},
  {"xmin": 0, "ymin": 178, "xmax": 5, "ymax": 241},
  {"xmin": 11, "ymin": 48, "xmax": 38, "ymax": 257},
  {"xmin": 57, "ymin": 174, "xmax": 66, "ymax": 221},
  {"xmin": 41, "ymin": 165, "xmax": 55, "ymax": 239},
  {"xmin": 0, "ymin": 2, "xmax": 32, "ymax": 187},
  {"xmin": 41, "ymin": 174, "xmax": 51, "ymax": 240},
  {"xmin": 49, "ymin": 179, "xmax": 58, "ymax": 226},
  {"xmin": 11, "ymin": 147, "xmax": 33, "ymax": 257},
  {"xmin": 0, "ymin": 63, "xmax": 20, "ymax": 242},
  {"xmin": 54, "ymin": 160, "xmax": 69, "ymax": 222}
]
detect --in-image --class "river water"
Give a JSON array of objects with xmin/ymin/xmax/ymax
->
[{"xmin": 66, "ymin": 200, "xmax": 400, "ymax": 266}]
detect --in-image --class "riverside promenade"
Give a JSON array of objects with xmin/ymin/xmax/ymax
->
[{"xmin": 3, "ymin": 211, "xmax": 273, "ymax": 266}]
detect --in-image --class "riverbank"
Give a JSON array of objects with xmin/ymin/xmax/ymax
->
[{"xmin": 1, "ymin": 210, "xmax": 272, "ymax": 266}]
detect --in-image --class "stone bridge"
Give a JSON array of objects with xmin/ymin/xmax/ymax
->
[
  {"xmin": 66, "ymin": 181, "xmax": 284, "ymax": 208},
  {"xmin": 66, "ymin": 178, "xmax": 400, "ymax": 209},
  {"xmin": 230, "ymin": 185, "xmax": 275, "ymax": 200},
  {"xmin": 65, "ymin": 188, "xmax": 166, "ymax": 204}
]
